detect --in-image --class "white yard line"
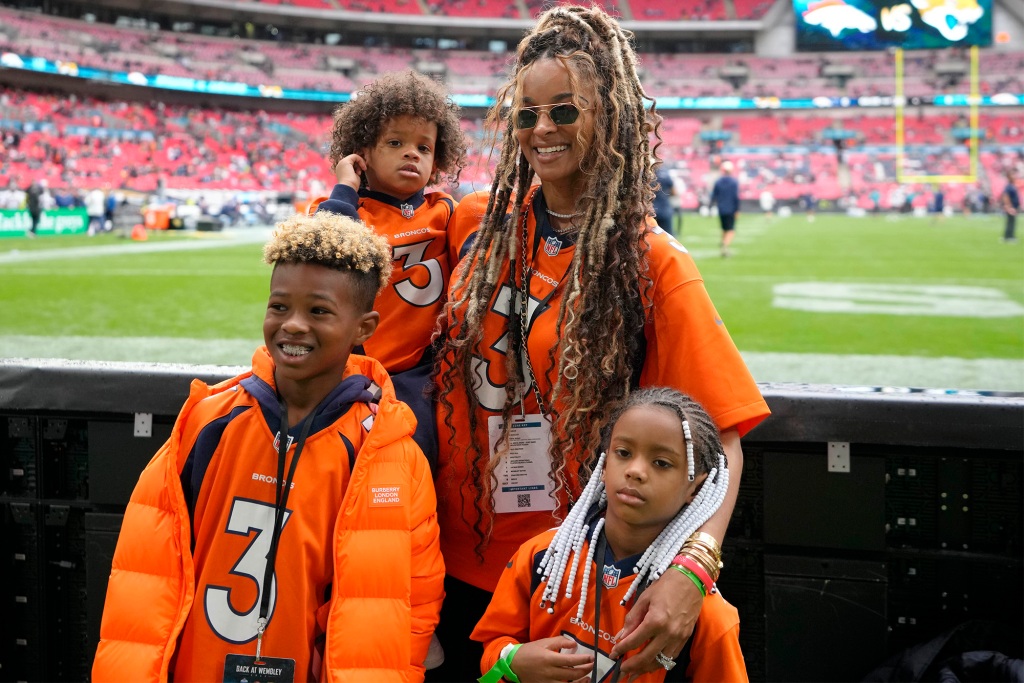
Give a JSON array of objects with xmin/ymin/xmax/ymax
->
[
  {"xmin": 0, "ymin": 228, "xmax": 272, "ymax": 264},
  {"xmin": 0, "ymin": 335, "xmax": 1020, "ymax": 392},
  {"xmin": 0, "ymin": 335, "xmax": 262, "ymax": 367},
  {"xmin": 742, "ymin": 351, "xmax": 1024, "ymax": 393}
]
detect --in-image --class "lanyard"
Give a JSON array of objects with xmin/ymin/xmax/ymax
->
[
  {"xmin": 508, "ymin": 193, "xmax": 574, "ymax": 416},
  {"xmin": 591, "ymin": 529, "xmax": 624, "ymax": 683},
  {"xmin": 591, "ymin": 524, "xmax": 667, "ymax": 683},
  {"xmin": 255, "ymin": 399, "xmax": 314, "ymax": 659}
]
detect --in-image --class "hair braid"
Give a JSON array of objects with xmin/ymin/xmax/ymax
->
[{"xmin": 436, "ymin": 4, "xmax": 663, "ymax": 556}]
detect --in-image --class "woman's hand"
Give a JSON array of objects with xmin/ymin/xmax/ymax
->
[
  {"xmin": 608, "ymin": 568, "xmax": 703, "ymax": 677},
  {"xmin": 333, "ymin": 153, "xmax": 367, "ymax": 190},
  {"xmin": 510, "ymin": 636, "xmax": 593, "ymax": 683}
]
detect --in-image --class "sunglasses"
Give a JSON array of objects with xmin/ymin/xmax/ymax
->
[{"xmin": 515, "ymin": 103, "xmax": 584, "ymax": 129}]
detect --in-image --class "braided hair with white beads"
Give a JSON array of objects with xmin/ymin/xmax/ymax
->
[{"xmin": 535, "ymin": 388, "xmax": 728, "ymax": 618}]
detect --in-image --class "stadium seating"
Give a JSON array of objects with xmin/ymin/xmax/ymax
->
[
  {"xmin": 1, "ymin": 5, "xmax": 1021, "ymax": 214},
  {"xmin": 426, "ymin": 0, "xmax": 518, "ymax": 18},
  {"xmin": 730, "ymin": 0, "xmax": 775, "ymax": 19},
  {"xmin": 255, "ymin": 0, "xmax": 771, "ymax": 20},
  {"xmin": 629, "ymin": 0, "xmax": 725, "ymax": 21},
  {"xmin": 1, "ymin": 7, "xmax": 1020, "ymax": 101},
  {"xmin": 338, "ymin": 0, "xmax": 423, "ymax": 14},
  {"xmin": 2, "ymin": 83, "xmax": 1018, "ymax": 213}
]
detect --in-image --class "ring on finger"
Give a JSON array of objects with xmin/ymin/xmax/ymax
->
[{"xmin": 655, "ymin": 652, "xmax": 676, "ymax": 671}]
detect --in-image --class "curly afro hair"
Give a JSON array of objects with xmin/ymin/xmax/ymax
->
[{"xmin": 328, "ymin": 70, "xmax": 468, "ymax": 189}]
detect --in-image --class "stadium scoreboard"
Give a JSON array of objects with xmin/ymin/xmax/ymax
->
[{"xmin": 793, "ymin": 0, "xmax": 992, "ymax": 51}]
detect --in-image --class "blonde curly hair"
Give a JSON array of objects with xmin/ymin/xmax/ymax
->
[{"xmin": 263, "ymin": 212, "xmax": 393, "ymax": 311}]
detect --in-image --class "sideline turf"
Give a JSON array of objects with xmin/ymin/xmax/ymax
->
[
  {"xmin": 680, "ymin": 213, "xmax": 1022, "ymax": 361},
  {"xmin": 1, "ymin": 215, "xmax": 1021, "ymax": 390}
]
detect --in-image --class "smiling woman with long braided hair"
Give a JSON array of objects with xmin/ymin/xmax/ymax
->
[{"xmin": 427, "ymin": 6, "xmax": 770, "ymax": 681}]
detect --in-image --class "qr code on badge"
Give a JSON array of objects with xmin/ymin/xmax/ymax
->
[{"xmin": 517, "ymin": 494, "xmax": 531, "ymax": 508}]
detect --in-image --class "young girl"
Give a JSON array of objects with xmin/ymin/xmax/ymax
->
[{"xmin": 472, "ymin": 388, "xmax": 748, "ymax": 682}]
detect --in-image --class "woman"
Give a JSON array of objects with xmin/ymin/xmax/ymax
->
[{"xmin": 429, "ymin": 6, "xmax": 771, "ymax": 680}]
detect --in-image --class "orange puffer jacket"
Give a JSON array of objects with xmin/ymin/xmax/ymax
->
[{"xmin": 92, "ymin": 350, "xmax": 444, "ymax": 682}]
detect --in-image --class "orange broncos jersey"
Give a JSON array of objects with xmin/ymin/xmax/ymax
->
[
  {"xmin": 472, "ymin": 526, "xmax": 749, "ymax": 682},
  {"xmin": 435, "ymin": 189, "xmax": 770, "ymax": 591},
  {"xmin": 92, "ymin": 347, "xmax": 445, "ymax": 683},
  {"xmin": 314, "ymin": 185, "xmax": 455, "ymax": 373},
  {"xmin": 172, "ymin": 349, "xmax": 375, "ymax": 681}
]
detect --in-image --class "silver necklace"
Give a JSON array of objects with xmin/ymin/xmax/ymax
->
[
  {"xmin": 545, "ymin": 208, "xmax": 583, "ymax": 219},
  {"xmin": 546, "ymin": 209, "xmax": 581, "ymax": 235}
]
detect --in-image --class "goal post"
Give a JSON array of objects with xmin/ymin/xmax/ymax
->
[{"xmin": 895, "ymin": 45, "xmax": 979, "ymax": 184}]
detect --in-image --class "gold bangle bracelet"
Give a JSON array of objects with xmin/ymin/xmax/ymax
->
[
  {"xmin": 687, "ymin": 532, "xmax": 723, "ymax": 556},
  {"xmin": 681, "ymin": 543, "xmax": 721, "ymax": 569}
]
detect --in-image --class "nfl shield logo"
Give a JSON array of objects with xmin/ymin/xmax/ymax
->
[
  {"xmin": 401, "ymin": 203, "xmax": 415, "ymax": 219},
  {"xmin": 544, "ymin": 235, "xmax": 562, "ymax": 256},
  {"xmin": 602, "ymin": 564, "xmax": 620, "ymax": 589}
]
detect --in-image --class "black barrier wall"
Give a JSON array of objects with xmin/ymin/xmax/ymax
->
[{"xmin": 1, "ymin": 359, "xmax": 1021, "ymax": 681}]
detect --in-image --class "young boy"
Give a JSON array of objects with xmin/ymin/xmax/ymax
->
[
  {"xmin": 92, "ymin": 212, "xmax": 444, "ymax": 683},
  {"xmin": 472, "ymin": 388, "xmax": 748, "ymax": 682},
  {"xmin": 312, "ymin": 70, "xmax": 468, "ymax": 468}
]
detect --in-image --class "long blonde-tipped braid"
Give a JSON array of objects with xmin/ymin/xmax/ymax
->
[
  {"xmin": 436, "ymin": 150, "xmax": 535, "ymax": 556},
  {"xmin": 521, "ymin": 7, "xmax": 650, "ymax": 517},
  {"xmin": 547, "ymin": 151, "xmax": 650, "ymax": 486},
  {"xmin": 538, "ymin": 11, "xmax": 650, "ymax": 489}
]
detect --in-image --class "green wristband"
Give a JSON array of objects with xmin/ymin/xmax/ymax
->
[
  {"xmin": 478, "ymin": 643, "xmax": 522, "ymax": 683},
  {"xmin": 671, "ymin": 563, "xmax": 708, "ymax": 597}
]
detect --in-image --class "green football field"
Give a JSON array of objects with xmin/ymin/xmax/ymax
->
[{"xmin": 1, "ymin": 212, "xmax": 1021, "ymax": 391}]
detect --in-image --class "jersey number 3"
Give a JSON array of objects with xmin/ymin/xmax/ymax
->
[
  {"xmin": 205, "ymin": 498, "xmax": 292, "ymax": 644},
  {"xmin": 392, "ymin": 239, "xmax": 444, "ymax": 307}
]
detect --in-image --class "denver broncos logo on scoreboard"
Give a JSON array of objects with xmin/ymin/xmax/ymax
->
[{"xmin": 794, "ymin": 0, "xmax": 989, "ymax": 49}]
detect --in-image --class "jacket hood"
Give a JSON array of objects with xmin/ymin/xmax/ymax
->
[{"xmin": 247, "ymin": 346, "xmax": 417, "ymax": 451}]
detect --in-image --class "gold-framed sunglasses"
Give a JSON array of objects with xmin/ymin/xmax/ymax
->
[{"xmin": 514, "ymin": 103, "xmax": 585, "ymax": 129}]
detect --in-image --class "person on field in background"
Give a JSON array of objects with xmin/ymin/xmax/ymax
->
[
  {"xmin": 104, "ymin": 187, "xmax": 119, "ymax": 231},
  {"xmin": 427, "ymin": 6, "xmax": 769, "ymax": 680},
  {"xmin": 313, "ymin": 69, "xmax": 468, "ymax": 471},
  {"xmin": 653, "ymin": 161, "xmax": 678, "ymax": 236},
  {"xmin": 0, "ymin": 178, "xmax": 24, "ymax": 210},
  {"xmin": 85, "ymin": 187, "xmax": 106, "ymax": 236},
  {"xmin": 710, "ymin": 160, "xmax": 740, "ymax": 257},
  {"xmin": 1001, "ymin": 170, "xmax": 1019, "ymax": 244},
  {"xmin": 929, "ymin": 184, "xmax": 946, "ymax": 224},
  {"xmin": 92, "ymin": 211, "xmax": 444, "ymax": 683},
  {"xmin": 25, "ymin": 179, "xmax": 44, "ymax": 238}
]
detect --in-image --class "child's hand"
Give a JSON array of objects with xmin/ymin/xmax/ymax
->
[
  {"xmin": 334, "ymin": 154, "xmax": 367, "ymax": 190},
  {"xmin": 509, "ymin": 636, "xmax": 593, "ymax": 683}
]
